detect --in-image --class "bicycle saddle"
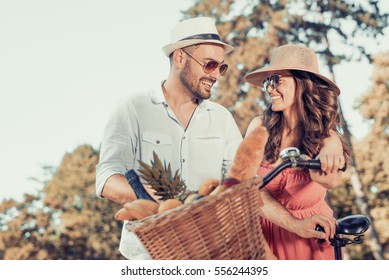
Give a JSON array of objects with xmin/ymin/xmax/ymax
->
[{"xmin": 336, "ymin": 214, "xmax": 370, "ymax": 235}]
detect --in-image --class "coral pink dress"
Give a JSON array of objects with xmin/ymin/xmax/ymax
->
[{"xmin": 257, "ymin": 162, "xmax": 334, "ymax": 260}]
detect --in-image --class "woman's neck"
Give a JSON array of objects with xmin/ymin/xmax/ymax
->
[{"xmin": 282, "ymin": 110, "xmax": 299, "ymax": 131}]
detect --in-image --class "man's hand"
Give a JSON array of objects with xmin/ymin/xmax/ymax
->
[
  {"xmin": 291, "ymin": 214, "xmax": 336, "ymax": 240},
  {"xmin": 143, "ymin": 184, "xmax": 162, "ymax": 202}
]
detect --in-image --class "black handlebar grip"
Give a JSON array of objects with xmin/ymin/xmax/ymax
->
[
  {"xmin": 315, "ymin": 224, "xmax": 326, "ymax": 244},
  {"xmin": 307, "ymin": 160, "xmax": 322, "ymax": 170},
  {"xmin": 307, "ymin": 160, "xmax": 347, "ymax": 172}
]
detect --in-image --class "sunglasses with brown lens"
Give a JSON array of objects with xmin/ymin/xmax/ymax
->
[{"xmin": 181, "ymin": 49, "xmax": 228, "ymax": 75}]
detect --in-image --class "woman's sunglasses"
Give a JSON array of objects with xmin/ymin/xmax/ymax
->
[
  {"xmin": 263, "ymin": 74, "xmax": 293, "ymax": 94},
  {"xmin": 181, "ymin": 49, "xmax": 228, "ymax": 75}
]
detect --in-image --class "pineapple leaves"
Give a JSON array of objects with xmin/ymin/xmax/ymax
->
[{"xmin": 138, "ymin": 151, "xmax": 187, "ymax": 200}]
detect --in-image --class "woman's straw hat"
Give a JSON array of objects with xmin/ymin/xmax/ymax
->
[{"xmin": 244, "ymin": 44, "xmax": 340, "ymax": 94}]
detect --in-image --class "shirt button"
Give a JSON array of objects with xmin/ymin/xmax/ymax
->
[
  {"xmin": 182, "ymin": 159, "xmax": 185, "ymax": 163},
  {"xmin": 156, "ymin": 140, "xmax": 160, "ymax": 144}
]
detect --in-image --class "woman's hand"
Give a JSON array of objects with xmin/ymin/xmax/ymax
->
[
  {"xmin": 317, "ymin": 132, "xmax": 346, "ymax": 173},
  {"xmin": 307, "ymin": 131, "xmax": 345, "ymax": 188},
  {"xmin": 292, "ymin": 214, "xmax": 337, "ymax": 240},
  {"xmin": 317, "ymin": 153, "xmax": 345, "ymax": 173}
]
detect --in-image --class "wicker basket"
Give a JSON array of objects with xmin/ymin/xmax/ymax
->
[{"xmin": 126, "ymin": 177, "xmax": 266, "ymax": 260}]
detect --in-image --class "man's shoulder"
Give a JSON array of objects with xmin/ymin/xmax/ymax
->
[
  {"xmin": 124, "ymin": 88, "xmax": 152, "ymax": 99},
  {"xmin": 119, "ymin": 87, "xmax": 158, "ymax": 105}
]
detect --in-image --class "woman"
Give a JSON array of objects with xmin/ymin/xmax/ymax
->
[{"xmin": 244, "ymin": 44, "xmax": 351, "ymax": 259}]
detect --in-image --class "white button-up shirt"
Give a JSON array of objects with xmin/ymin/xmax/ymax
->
[{"xmin": 96, "ymin": 82, "xmax": 242, "ymax": 259}]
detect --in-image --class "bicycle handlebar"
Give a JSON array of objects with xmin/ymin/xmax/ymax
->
[
  {"xmin": 260, "ymin": 149, "xmax": 346, "ymax": 190},
  {"xmin": 298, "ymin": 159, "xmax": 347, "ymax": 172}
]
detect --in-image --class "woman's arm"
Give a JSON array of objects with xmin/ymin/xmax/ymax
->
[
  {"xmin": 309, "ymin": 131, "xmax": 346, "ymax": 189},
  {"xmin": 259, "ymin": 189, "xmax": 336, "ymax": 239}
]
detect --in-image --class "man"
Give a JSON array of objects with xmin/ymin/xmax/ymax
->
[
  {"xmin": 96, "ymin": 17, "xmax": 242, "ymax": 259},
  {"xmin": 96, "ymin": 17, "xmax": 335, "ymax": 259}
]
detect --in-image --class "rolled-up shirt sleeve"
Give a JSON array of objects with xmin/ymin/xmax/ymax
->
[{"xmin": 96, "ymin": 98, "xmax": 137, "ymax": 198}]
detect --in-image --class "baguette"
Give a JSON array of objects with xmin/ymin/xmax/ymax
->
[
  {"xmin": 158, "ymin": 199, "xmax": 182, "ymax": 213},
  {"xmin": 198, "ymin": 178, "xmax": 220, "ymax": 196},
  {"xmin": 123, "ymin": 201, "xmax": 154, "ymax": 220},
  {"xmin": 132, "ymin": 199, "xmax": 159, "ymax": 214}
]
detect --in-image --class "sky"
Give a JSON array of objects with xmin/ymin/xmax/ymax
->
[{"xmin": 0, "ymin": 0, "xmax": 388, "ymax": 202}]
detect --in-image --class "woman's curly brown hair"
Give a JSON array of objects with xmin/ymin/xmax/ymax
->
[{"xmin": 263, "ymin": 70, "xmax": 351, "ymax": 164}]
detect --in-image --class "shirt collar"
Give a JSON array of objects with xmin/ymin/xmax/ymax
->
[
  {"xmin": 151, "ymin": 81, "xmax": 167, "ymax": 104},
  {"xmin": 151, "ymin": 80, "xmax": 216, "ymax": 111}
]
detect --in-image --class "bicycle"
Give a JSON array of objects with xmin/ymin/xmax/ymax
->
[{"xmin": 259, "ymin": 147, "xmax": 371, "ymax": 260}]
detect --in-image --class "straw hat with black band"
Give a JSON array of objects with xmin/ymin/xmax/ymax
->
[
  {"xmin": 162, "ymin": 17, "xmax": 234, "ymax": 57},
  {"xmin": 244, "ymin": 44, "xmax": 340, "ymax": 95}
]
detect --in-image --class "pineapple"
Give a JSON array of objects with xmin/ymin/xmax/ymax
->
[{"xmin": 138, "ymin": 151, "xmax": 192, "ymax": 202}]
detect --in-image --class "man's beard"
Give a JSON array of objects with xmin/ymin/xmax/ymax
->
[{"xmin": 179, "ymin": 61, "xmax": 211, "ymax": 100}]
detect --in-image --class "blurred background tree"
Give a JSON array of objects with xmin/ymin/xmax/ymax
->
[
  {"xmin": 0, "ymin": 146, "xmax": 124, "ymax": 259},
  {"xmin": 353, "ymin": 50, "xmax": 389, "ymax": 258},
  {"xmin": 184, "ymin": 0, "xmax": 388, "ymax": 132},
  {"xmin": 329, "ymin": 50, "xmax": 389, "ymax": 259}
]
